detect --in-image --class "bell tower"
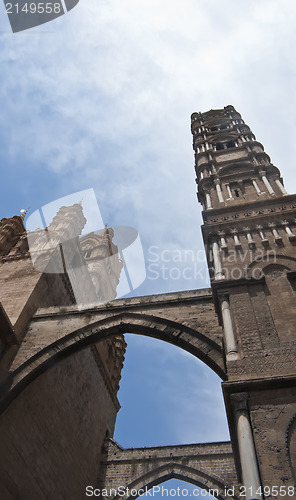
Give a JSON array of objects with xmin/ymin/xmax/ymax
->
[
  {"xmin": 193, "ymin": 105, "xmax": 288, "ymax": 211},
  {"xmin": 191, "ymin": 106, "xmax": 296, "ymax": 499}
]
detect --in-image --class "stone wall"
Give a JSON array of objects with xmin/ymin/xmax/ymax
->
[
  {"xmin": 249, "ymin": 387, "xmax": 296, "ymax": 488},
  {"xmin": 99, "ymin": 439, "xmax": 240, "ymax": 500},
  {"xmin": 0, "ymin": 346, "xmax": 119, "ymax": 500}
]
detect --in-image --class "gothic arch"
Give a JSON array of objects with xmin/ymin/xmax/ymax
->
[
  {"xmin": 1, "ymin": 309, "xmax": 225, "ymax": 413},
  {"xmin": 111, "ymin": 462, "xmax": 240, "ymax": 500}
]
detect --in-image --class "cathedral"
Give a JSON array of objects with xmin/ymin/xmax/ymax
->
[{"xmin": 0, "ymin": 106, "xmax": 296, "ymax": 499}]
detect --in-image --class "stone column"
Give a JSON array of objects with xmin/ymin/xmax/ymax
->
[
  {"xmin": 252, "ymin": 179, "xmax": 261, "ymax": 196},
  {"xmin": 246, "ymin": 232, "xmax": 253, "ymax": 244},
  {"xmin": 286, "ymin": 226, "xmax": 294, "ymax": 237},
  {"xmin": 256, "ymin": 225, "xmax": 268, "ymax": 244},
  {"xmin": 282, "ymin": 221, "xmax": 295, "ymax": 241},
  {"xmin": 219, "ymin": 231, "xmax": 227, "ymax": 250},
  {"xmin": 231, "ymin": 394, "xmax": 263, "ymax": 500},
  {"xmin": 205, "ymin": 192, "xmax": 213, "ymax": 210},
  {"xmin": 275, "ymin": 178, "xmax": 288, "ymax": 195},
  {"xmin": 270, "ymin": 226, "xmax": 281, "ymax": 242},
  {"xmin": 231, "ymin": 229, "xmax": 241, "ymax": 248},
  {"xmin": 220, "ymin": 296, "xmax": 238, "ymax": 360},
  {"xmin": 226, "ymin": 184, "xmax": 233, "ymax": 200},
  {"xmin": 243, "ymin": 227, "xmax": 255, "ymax": 248},
  {"xmin": 215, "ymin": 181, "xmax": 224, "ymax": 204},
  {"xmin": 212, "ymin": 240, "xmax": 224, "ymax": 280},
  {"xmin": 260, "ymin": 172, "xmax": 275, "ymax": 196}
]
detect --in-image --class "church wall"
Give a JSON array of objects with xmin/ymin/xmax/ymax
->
[
  {"xmin": 249, "ymin": 387, "xmax": 296, "ymax": 487},
  {"xmin": 0, "ymin": 346, "xmax": 119, "ymax": 500}
]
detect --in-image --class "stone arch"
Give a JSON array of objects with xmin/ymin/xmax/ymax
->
[
  {"xmin": 246, "ymin": 258, "xmax": 296, "ymax": 341},
  {"xmin": 262, "ymin": 263, "xmax": 290, "ymax": 277},
  {"xmin": 112, "ymin": 462, "xmax": 240, "ymax": 500},
  {"xmin": 1, "ymin": 310, "xmax": 225, "ymax": 413},
  {"xmin": 245, "ymin": 254, "xmax": 296, "ymax": 279},
  {"xmin": 113, "ymin": 334, "xmax": 228, "ymax": 449}
]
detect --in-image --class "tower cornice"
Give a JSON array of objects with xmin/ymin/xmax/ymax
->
[{"xmin": 202, "ymin": 192, "xmax": 296, "ymax": 228}]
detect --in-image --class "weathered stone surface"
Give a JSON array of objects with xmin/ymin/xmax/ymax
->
[
  {"xmin": 0, "ymin": 289, "xmax": 224, "ymax": 413},
  {"xmin": 99, "ymin": 440, "xmax": 240, "ymax": 500},
  {"xmin": 193, "ymin": 106, "xmax": 296, "ymax": 493},
  {"xmin": 2, "ymin": 106, "xmax": 296, "ymax": 498},
  {"xmin": 0, "ymin": 347, "xmax": 119, "ymax": 500}
]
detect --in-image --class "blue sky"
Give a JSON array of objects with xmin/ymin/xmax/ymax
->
[{"xmin": 1, "ymin": 0, "xmax": 296, "ymax": 497}]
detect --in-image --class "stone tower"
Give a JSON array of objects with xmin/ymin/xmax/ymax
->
[
  {"xmin": 191, "ymin": 105, "xmax": 296, "ymax": 498},
  {"xmin": 1, "ymin": 108, "xmax": 296, "ymax": 499},
  {"xmin": 0, "ymin": 205, "xmax": 126, "ymax": 499}
]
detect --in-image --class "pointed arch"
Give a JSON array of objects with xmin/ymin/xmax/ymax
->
[
  {"xmin": 111, "ymin": 462, "xmax": 240, "ymax": 500},
  {"xmin": 1, "ymin": 310, "xmax": 226, "ymax": 414}
]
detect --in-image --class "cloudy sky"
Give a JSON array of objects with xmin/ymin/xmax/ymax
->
[{"xmin": 1, "ymin": 0, "xmax": 296, "ymax": 496}]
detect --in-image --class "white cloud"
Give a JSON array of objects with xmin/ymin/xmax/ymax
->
[
  {"xmin": 1, "ymin": 0, "xmax": 295, "ymax": 469},
  {"xmin": 1, "ymin": 0, "xmax": 295, "ymax": 291}
]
